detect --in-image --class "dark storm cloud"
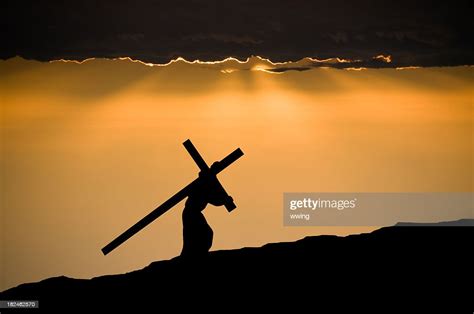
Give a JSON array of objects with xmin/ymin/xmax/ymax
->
[
  {"xmin": 2, "ymin": 0, "xmax": 472, "ymax": 67},
  {"xmin": 266, "ymin": 67, "xmax": 312, "ymax": 73},
  {"xmin": 183, "ymin": 33, "xmax": 263, "ymax": 45},
  {"xmin": 253, "ymin": 55, "xmax": 397, "ymax": 73}
]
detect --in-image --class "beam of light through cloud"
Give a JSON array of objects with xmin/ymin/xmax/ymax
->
[{"xmin": 46, "ymin": 54, "xmax": 439, "ymax": 74}]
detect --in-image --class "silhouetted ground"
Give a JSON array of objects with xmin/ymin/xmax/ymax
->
[{"xmin": 1, "ymin": 220, "xmax": 472, "ymax": 312}]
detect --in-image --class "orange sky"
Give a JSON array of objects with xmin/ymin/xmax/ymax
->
[{"xmin": 1, "ymin": 57, "xmax": 472, "ymax": 290}]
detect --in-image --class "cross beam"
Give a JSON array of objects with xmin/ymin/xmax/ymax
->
[{"xmin": 101, "ymin": 140, "xmax": 243, "ymax": 255}]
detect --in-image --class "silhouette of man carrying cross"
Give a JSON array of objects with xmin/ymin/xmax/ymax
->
[
  {"xmin": 181, "ymin": 162, "xmax": 234, "ymax": 257},
  {"xmin": 101, "ymin": 140, "xmax": 243, "ymax": 257}
]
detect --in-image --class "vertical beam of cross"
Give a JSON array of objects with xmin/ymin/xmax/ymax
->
[{"xmin": 183, "ymin": 139, "xmax": 237, "ymax": 212}]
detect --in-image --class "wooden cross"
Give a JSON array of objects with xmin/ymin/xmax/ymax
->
[{"xmin": 101, "ymin": 139, "xmax": 244, "ymax": 255}]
